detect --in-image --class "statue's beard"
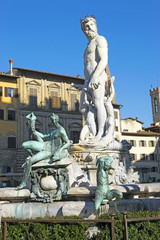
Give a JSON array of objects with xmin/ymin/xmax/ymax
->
[{"xmin": 85, "ymin": 30, "xmax": 97, "ymax": 39}]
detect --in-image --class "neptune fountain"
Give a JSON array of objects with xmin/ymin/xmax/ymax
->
[{"xmin": 1, "ymin": 16, "xmax": 159, "ymax": 220}]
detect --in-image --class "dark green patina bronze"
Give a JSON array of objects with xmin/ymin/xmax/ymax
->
[
  {"xmin": 95, "ymin": 156, "xmax": 123, "ymax": 212},
  {"xmin": 17, "ymin": 112, "xmax": 70, "ymax": 202}
]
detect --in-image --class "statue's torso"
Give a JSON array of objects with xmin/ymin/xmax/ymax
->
[
  {"xmin": 50, "ymin": 128, "xmax": 63, "ymax": 152},
  {"xmin": 97, "ymin": 169, "xmax": 109, "ymax": 193},
  {"xmin": 84, "ymin": 39, "xmax": 98, "ymax": 79}
]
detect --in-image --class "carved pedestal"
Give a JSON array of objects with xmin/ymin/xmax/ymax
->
[
  {"xmin": 69, "ymin": 142, "xmax": 139, "ymax": 186},
  {"xmin": 30, "ymin": 158, "xmax": 72, "ymax": 203}
]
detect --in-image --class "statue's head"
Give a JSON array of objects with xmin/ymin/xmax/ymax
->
[
  {"xmin": 96, "ymin": 157, "xmax": 106, "ymax": 170},
  {"xmin": 50, "ymin": 113, "xmax": 59, "ymax": 125},
  {"xmin": 80, "ymin": 15, "xmax": 98, "ymax": 40},
  {"xmin": 96, "ymin": 156, "xmax": 113, "ymax": 170}
]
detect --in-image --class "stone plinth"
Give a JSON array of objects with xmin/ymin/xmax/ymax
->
[
  {"xmin": 1, "ymin": 183, "xmax": 160, "ymax": 203},
  {"xmin": 1, "ymin": 183, "xmax": 160, "ymax": 219},
  {"xmin": 109, "ymin": 198, "xmax": 160, "ymax": 213},
  {"xmin": 29, "ymin": 156, "xmax": 90, "ymax": 202},
  {"xmin": 0, "ymin": 188, "xmax": 30, "ymax": 202},
  {"xmin": 1, "ymin": 201, "xmax": 95, "ymax": 219},
  {"xmin": 69, "ymin": 144, "xmax": 139, "ymax": 185}
]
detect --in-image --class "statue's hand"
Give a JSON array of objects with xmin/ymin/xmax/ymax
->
[
  {"xmin": 83, "ymin": 100, "xmax": 90, "ymax": 107},
  {"xmin": 111, "ymin": 76, "xmax": 115, "ymax": 83},
  {"xmin": 89, "ymin": 78, "xmax": 100, "ymax": 90}
]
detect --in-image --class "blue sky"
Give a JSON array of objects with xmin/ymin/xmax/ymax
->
[{"xmin": 1, "ymin": 0, "xmax": 160, "ymax": 127}]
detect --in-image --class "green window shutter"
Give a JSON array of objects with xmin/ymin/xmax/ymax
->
[
  {"xmin": 0, "ymin": 87, "xmax": 2, "ymax": 96},
  {"xmin": 14, "ymin": 88, "xmax": 18, "ymax": 98}
]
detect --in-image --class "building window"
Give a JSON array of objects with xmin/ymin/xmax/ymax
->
[
  {"xmin": 1, "ymin": 166, "xmax": 11, "ymax": 174},
  {"xmin": 151, "ymin": 166, "xmax": 158, "ymax": 172},
  {"xmin": 8, "ymin": 88, "xmax": 14, "ymax": 97},
  {"xmin": 130, "ymin": 140, "xmax": 136, "ymax": 147},
  {"xmin": 152, "ymin": 177, "xmax": 156, "ymax": 182},
  {"xmin": 139, "ymin": 140, "xmax": 145, "ymax": 147},
  {"xmin": 150, "ymin": 154, "xmax": 155, "ymax": 161},
  {"xmin": 8, "ymin": 110, "xmax": 16, "ymax": 121},
  {"xmin": 4, "ymin": 87, "xmax": 18, "ymax": 98},
  {"xmin": 115, "ymin": 126, "xmax": 118, "ymax": 132},
  {"xmin": 29, "ymin": 88, "xmax": 37, "ymax": 108},
  {"xmin": 50, "ymin": 91, "xmax": 61, "ymax": 109},
  {"xmin": 132, "ymin": 154, "xmax": 137, "ymax": 161},
  {"xmin": 114, "ymin": 111, "xmax": 118, "ymax": 119},
  {"xmin": 1, "ymin": 181, "xmax": 10, "ymax": 187},
  {"xmin": 8, "ymin": 137, "xmax": 16, "ymax": 148},
  {"xmin": 154, "ymin": 154, "xmax": 157, "ymax": 161},
  {"xmin": 75, "ymin": 99, "xmax": 79, "ymax": 111},
  {"xmin": 71, "ymin": 130, "xmax": 80, "ymax": 143},
  {"xmin": 0, "ymin": 109, "xmax": 4, "ymax": 120},
  {"xmin": 149, "ymin": 140, "xmax": 155, "ymax": 147},
  {"xmin": 71, "ymin": 94, "xmax": 78, "ymax": 111},
  {"xmin": 154, "ymin": 98, "xmax": 158, "ymax": 113},
  {"xmin": 145, "ymin": 155, "xmax": 150, "ymax": 161},
  {"xmin": 140, "ymin": 154, "xmax": 146, "ymax": 160}
]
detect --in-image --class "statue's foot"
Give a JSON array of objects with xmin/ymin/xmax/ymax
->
[
  {"xmin": 52, "ymin": 156, "xmax": 60, "ymax": 161},
  {"xmin": 94, "ymin": 132, "xmax": 103, "ymax": 141},
  {"xmin": 91, "ymin": 135, "xmax": 101, "ymax": 143},
  {"xmin": 16, "ymin": 182, "xmax": 26, "ymax": 190}
]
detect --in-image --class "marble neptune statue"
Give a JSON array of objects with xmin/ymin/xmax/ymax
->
[
  {"xmin": 71, "ymin": 16, "xmax": 129, "ymax": 150},
  {"xmin": 17, "ymin": 112, "xmax": 70, "ymax": 190},
  {"xmin": 77, "ymin": 16, "xmax": 132, "ymax": 151},
  {"xmin": 80, "ymin": 15, "xmax": 108, "ymax": 141}
]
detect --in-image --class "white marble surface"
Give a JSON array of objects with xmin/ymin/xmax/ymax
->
[
  {"xmin": 0, "ymin": 187, "xmax": 30, "ymax": 199},
  {"xmin": 80, "ymin": 16, "xmax": 109, "ymax": 142},
  {"xmin": 0, "ymin": 201, "xmax": 95, "ymax": 219}
]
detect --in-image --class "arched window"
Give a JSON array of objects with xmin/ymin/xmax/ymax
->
[
  {"xmin": 7, "ymin": 131, "xmax": 16, "ymax": 148},
  {"xmin": 154, "ymin": 98, "xmax": 158, "ymax": 113},
  {"xmin": 6, "ymin": 104, "xmax": 16, "ymax": 121}
]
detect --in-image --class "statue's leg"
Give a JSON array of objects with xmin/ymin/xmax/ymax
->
[
  {"xmin": 80, "ymin": 124, "xmax": 90, "ymax": 141},
  {"xmin": 79, "ymin": 88, "xmax": 87, "ymax": 113},
  {"xmin": 87, "ymin": 107, "xmax": 96, "ymax": 136},
  {"xmin": 94, "ymin": 99, "xmax": 106, "ymax": 140},
  {"xmin": 52, "ymin": 148, "xmax": 68, "ymax": 161},
  {"xmin": 22, "ymin": 141, "xmax": 44, "ymax": 153},
  {"xmin": 17, "ymin": 151, "xmax": 52, "ymax": 190},
  {"xmin": 103, "ymin": 118, "xmax": 114, "ymax": 142},
  {"xmin": 17, "ymin": 158, "xmax": 32, "ymax": 190},
  {"xmin": 25, "ymin": 148, "xmax": 34, "ymax": 156},
  {"xmin": 93, "ymin": 83, "xmax": 106, "ymax": 140},
  {"xmin": 29, "ymin": 151, "xmax": 52, "ymax": 164},
  {"xmin": 94, "ymin": 190, "xmax": 104, "ymax": 212},
  {"xmin": 109, "ymin": 189, "xmax": 123, "ymax": 213}
]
